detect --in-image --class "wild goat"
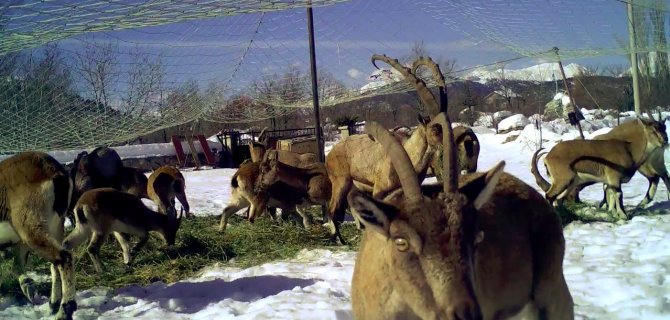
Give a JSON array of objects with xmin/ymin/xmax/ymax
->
[
  {"xmin": 148, "ymin": 166, "xmax": 191, "ymax": 218},
  {"xmin": 63, "ymin": 188, "xmax": 182, "ymax": 272},
  {"xmin": 68, "ymin": 147, "xmax": 148, "ymax": 224},
  {"xmin": 218, "ymin": 160, "xmax": 313, "ymax": 233},
  {"xmin": 430, "ymin": 125, "xmax": 481, "ymax": 178},
  {"xmin": 531, "ymin": 117, "xmax": 668, "ymax": 219},
  {"xmin": 349, "ymin": 114, "xmax": 573, "ymax": 320},
  {"xmin": 326, "ymin": 55, "xmax": 447, "ymax": 244},
  {"xmin": 453, "ymin": 125, "xmax": 480, "ymax": 174},
  {"xmin": 118, "ymin": 166, "xmax": 149, "ymax": 199},
  {"xmin": 0, "ymin": 152, "xmax": 77, "ymax": 320},
  {"xmin": 254, "ymin": 150, "xmax": 333, "ymax": 234},
  {"xmin": 568, "ymin": 116, "xmax": 669, "ymax": 208}
]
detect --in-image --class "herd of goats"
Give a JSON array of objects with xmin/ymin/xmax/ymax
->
[{"xmin": 0, "ymin": 53, "xmax": 668, "ymax": 320}]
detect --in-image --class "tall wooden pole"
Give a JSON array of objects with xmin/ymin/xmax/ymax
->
[
  {"xmin": 307, "ymin": 3, "xmax": 325, "ymax": 162},
  {"xmin": 306, "ymin": 2, "xmax": 328, "ymax": 222},
  {"xmin": 627, "ymin": 1, "xmax": 642, "ymax": 115},
  {"xmin": 553, "ymin": 47, "xmax": 585, "ymax": 139}
]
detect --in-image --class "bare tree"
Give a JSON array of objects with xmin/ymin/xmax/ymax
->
[
  {"xmin": 122, "ymin": 47, "xmax": 165, "ymax": 117},
  {"xmin": 491, "ymin": 63, "xmax": 517, "ymax": 111},
  {"xmin": 580, "ymin": 65, "xmax": 601, "ymax": 77},
  {"xmin": 74, "ymin": 41, "xmax": 119, "ymax": 110},
  {"xmin": 164, "ymin": 79, "xmax": 200, "ymax": 116},
  {"xmin": 602, "ymin": 64, "xmax": 628, "ymax": 77},
  {"xmin": 403, "ymin": 40, "xmax": 458, "ymax": 78},
  {"xmin": 317, "ymin": 70, "xmax": 347, "ymax": 104}
]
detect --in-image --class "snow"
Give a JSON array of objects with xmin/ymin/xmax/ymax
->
[
  {"xmin": 497, "ymin": 114, "xmax": 529, "ymax": 132},
  {"xmin": 2, "ymin": 117, "xmax": 670, "ymax": 320},
  {"xmin": 468, "ymin": 62, "xmax": 586, "ymax": 83}
]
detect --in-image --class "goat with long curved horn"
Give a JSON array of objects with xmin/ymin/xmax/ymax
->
[
  {"xmin": 371, "ymin": 54, "xmax": 441, "ymax": 117},
  {"xmin": 348, "ymin": 116, "xmax": 573, "ymax": 319},
  {"xmin": 412, "ymin": 56, "xmax": 447, "ymax": 114}
]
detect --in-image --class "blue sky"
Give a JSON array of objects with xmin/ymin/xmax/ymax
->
[{"xmin": 39, "ymin": 0, "xmax": 644, "ymax": 97}]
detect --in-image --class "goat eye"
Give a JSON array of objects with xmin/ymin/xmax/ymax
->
[{"xmin": 394, "ymin": 237, "xmax": 409, "ymax": 252}]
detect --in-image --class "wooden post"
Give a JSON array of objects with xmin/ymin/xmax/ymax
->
[
  {"xmin": 553, "ymin": 47, "xmax": 585, "ymax": 139},
  {"xmin": 627, "ymin": 1, "xmax": 641, "ymax": 115},
  {"xmin": 306, "ymin": 1, "xmax": 329, "ymax": 223}
]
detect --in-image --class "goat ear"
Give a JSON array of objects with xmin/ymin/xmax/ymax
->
[
  {"xmin": 347, "ymin": 188, "xmax": 397, "ymax": 238},
  {"xmin": 459, "ymin": 161, "xmax": 505, "ymax": 210}
]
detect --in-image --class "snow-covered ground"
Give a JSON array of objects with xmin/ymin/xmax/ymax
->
[{"xmin": 1, "ymin": 116, "xmax": 669, "ymax": 319}]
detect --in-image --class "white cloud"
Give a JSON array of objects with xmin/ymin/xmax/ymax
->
[{"xmin": 347, "ymin": 68, "xmax": 361, "ymax": 79}]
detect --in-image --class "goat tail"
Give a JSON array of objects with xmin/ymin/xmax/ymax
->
[
  {"xmin": 231, "ymin": 171, "xmax": 240, "ymax": 189},
  {"xmin": 75, "ymin": 206, "xmax": 87, "ymax": 224},
  {"xmin": 531, "ymin": 148, "xmax": 551, "ymax": 192},
  {"xmin": 52, "ymin": 174, "xmax": 72, "ymax": 218}
]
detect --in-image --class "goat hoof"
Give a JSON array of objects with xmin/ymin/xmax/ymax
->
[
  {"xmin": 49, "ymin": 301, "xmax": 60, "ymax": 314},
  {"xmin": 18, "ymin": 275, "xmax": 37, "ymax": 304},
  {"xmin": 55, "ymin": 300, "xmax": 77, "ymax": 320}
]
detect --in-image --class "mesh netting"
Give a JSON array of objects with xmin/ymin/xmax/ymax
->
[{"xmin": 0, "ymin": 0, "xmax": 668, "ymax": 153}]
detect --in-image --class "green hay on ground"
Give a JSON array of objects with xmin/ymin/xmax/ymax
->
[{"xmin": 0, "ymin": 212, "xmax": 361, "ymax": 299}]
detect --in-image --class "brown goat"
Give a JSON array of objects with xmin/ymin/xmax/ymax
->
[
  {"xmin": 63, "ymin": 188, "xmax": 182, "ymax": 272},
  {"xmin": 349, "ymin": 113, "xmax": 573, "ymax": 320},
  {"xmin": 218, "ymin": 161, "xmax": 315, "ymax": 233},
  {"xmin": 454, "ymin": 125, "xmax": 480, "ymax": 174},
  {"xmin": 148, "ymin": 166, "xmax": 191, "ymax": 218},
  {"xmin": 67, "ymin": 147, "xmax": 148, "ymax": 226},
  {"xmin": 326, "ymin": 55, "xmax": 447, "ymax": 244},
  {"xmin": 430, "ymin": 125, "xmax": 481, "ymax": 178},
  {"xmin": 0, "ymin": 152, "xmax": 77, "ymax": 320},
  {"xmin": 531, "ymin": 117, "xmax": 668, "ymax": 219},
  {"xmin": 570, "ymin": 117, "xmax": 669, "ymax": 208},
  {"xmin": 254, "ymin": 150, "xmax": 335, "ymax": 238}
]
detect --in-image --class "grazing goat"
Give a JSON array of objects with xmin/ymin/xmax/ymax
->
[
  {"xmin": 0, "ymin": 152, "xmax": 76, "ymax": 320},
  {"xmin": 569, "ymin": 116, "xmax": 669, "ymax": 208},
  {"xmin": 218, "ymin": 161, "xmax": 314, "ymax": 233},
  {"xmin": 63, "ymin": 188, "xmax": 182, "ymax": 272},
  {"xmin": 349, "ymin": 113, "xmax": 573, "ymax": 320},
  {"xmin": 453, "ymin": 125, "xmax": 480, "ymax": 174},
  {"xmin": 148, "ymin": 166, "xmax": 191, "ymax": 218},
  {"xmin": 430, "ymin": 125, "xmax": 481, "ymax": 178},
  {"xmin": 531, "ymin": 117, "xmax": 668, "ymax": 219},
  {"xmin": 254, "ymin": 150, "xmax": 333, "ymax": 234},
  {"xmin": 325, "ymin": 55, "xmax": 447, "ymax": 244},
  {"xmin": 67, "ymin": 147, "xmax": 147, "ymax": 224}
]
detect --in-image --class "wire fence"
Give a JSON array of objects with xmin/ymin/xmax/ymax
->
[{"xmin": 0, "ymin": 0, "xmax": 668, "ymax": 153}]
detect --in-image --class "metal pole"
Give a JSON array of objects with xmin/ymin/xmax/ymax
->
[
  {"xmin": 306, "ymin": 3, "xmax": 325, "ymax": 162},
  {"xmin": 306, "ymin": 2, "xmax": 329, "ymax": 223},
  {"xmin": 627, "ymin": 1, "xmax": 641, "ymax": 115},
  {"xmin": 553, "ymin": 47, "xmax": 585, "ymax": 139}
]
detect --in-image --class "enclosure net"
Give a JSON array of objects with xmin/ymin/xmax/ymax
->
[{"xmin": 0, "ymin": 0, "xmax": 668, "ymax": 152}]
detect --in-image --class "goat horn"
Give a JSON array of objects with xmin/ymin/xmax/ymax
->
[
  {"xmin": 430, "ymin": 112, "xmax": 457, "ymax": 194},
  {"xmin": 412, "ymin": 56, "xmax": 447, "ymax": 114},
  {"xmin": 411, "ymin": 56, "xmax": 446, "ymax": 88},
  {"xmin": 258, "ymin": 127, "xmax": 269, "ymax": 146},
  {"xmin": 365, "ymin": 121, "xmax": 422, "ymax": 201},
  {"xmin": 371, "ymin": 54, "xmax": 440, "ymax": 118}
]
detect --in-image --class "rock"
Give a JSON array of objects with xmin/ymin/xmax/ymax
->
[
  {"xmin": 493, "ymin": 110, "xmax": 513, "ymax": 122},
  {"xmin": 498, "ymin": 114, "xmax": 530, "ymax": 134}
]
